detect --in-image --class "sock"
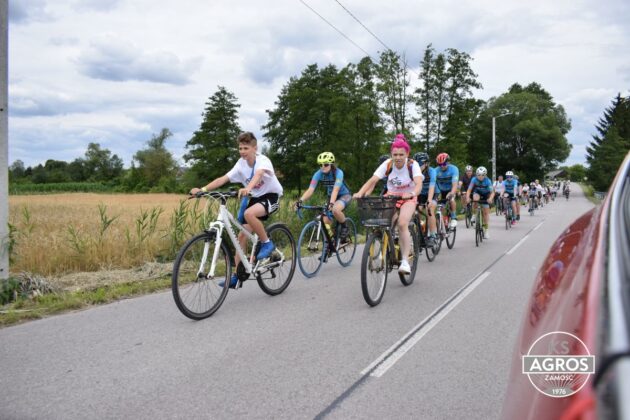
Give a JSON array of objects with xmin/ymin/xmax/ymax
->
[{"xmin": 263, "ymin": 239, "xmax": 270, "ymax": 244}]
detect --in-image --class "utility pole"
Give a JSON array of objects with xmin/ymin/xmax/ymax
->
[{"xmin": 1, "ymin": 0, "xmax": 8, "ymax": 280}]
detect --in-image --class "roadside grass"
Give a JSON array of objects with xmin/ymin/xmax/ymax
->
[
  {"xmin": 0, "ymin": 275, "xmax": 172, "ymax": 328},
  {"xmin": 579, "ymin": 183, "xmax": 603, "ymax": 205}
]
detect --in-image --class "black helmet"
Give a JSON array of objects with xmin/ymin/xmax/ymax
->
[
  {"xmin": 378, "ymin": 154, "xmax": 389, "ymax": 165},
  {"xmin": 413, "ymin": 152, "xmax": 429, "ymax": 164}
]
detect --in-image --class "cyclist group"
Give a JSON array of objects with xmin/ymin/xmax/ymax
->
[{"xmin": 189, "ymin": 131, "xmax": 558, "ymax": 288}]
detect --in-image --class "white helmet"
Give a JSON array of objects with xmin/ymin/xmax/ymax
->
[
  {"xmin": 476, "ymin": 166, "xmax": 487, "ymax": 176},
  {"xmin": 465, "ymin": 165, "xmax": 473, "ymax": 172},
  {"xmin": 505, "ymin": 171, "xmax": 514, "ymax": 177}
]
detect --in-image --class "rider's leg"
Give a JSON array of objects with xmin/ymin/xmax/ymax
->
[
  {"xmin": 428, "ymin": 201, "xmax": 437, "ymax": 235},
  {"xmin": 397, "ymin": 200, "xmax": 416, "ymax": 263}
]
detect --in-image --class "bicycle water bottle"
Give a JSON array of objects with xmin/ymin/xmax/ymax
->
[
  {"xmin": 325, "ymin": 222, "xmax": 334, "ymax": 239},
  {"xmin": 394, "ymin": 231, "xmax": 401, "ymax": 261}
]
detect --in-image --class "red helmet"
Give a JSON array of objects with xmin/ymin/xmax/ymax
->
[{"xmin": 436, "ymin": 153, "xmax": 450, "ymax": 165}]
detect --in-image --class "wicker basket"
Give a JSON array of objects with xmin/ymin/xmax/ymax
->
[{"xmin": 357, "ymin": 196, "xmax": 398, "ymax": 227}]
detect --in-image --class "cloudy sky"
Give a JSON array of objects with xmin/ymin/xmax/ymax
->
[{"xmin": 8, "ymin": 0, "xmax": 630, "ymax": 168}]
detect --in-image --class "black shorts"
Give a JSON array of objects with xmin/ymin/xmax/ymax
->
[
  {"xmin": 418, "ymin": 194, "xmax": 428, "ymax": 205},
  {"xmin": 437, "ymin": 191, "xmax": 451, "ymax": 202},
  {"xmin": 247, "ymin": 193, "xmax": 280, "ymax": 221},
  {"xmin": 505, "ymin": 192, "xmax": 517, "ymax": 201}
]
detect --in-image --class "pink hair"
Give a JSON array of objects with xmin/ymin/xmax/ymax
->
[{"xmin": 391, "ymin": 134, "xmax": 410, "ymax": 153}]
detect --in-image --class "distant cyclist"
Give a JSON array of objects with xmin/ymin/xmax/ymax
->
[
  {"xmin": 493, "ymin": 175, "xmax": 505, "ymax": 213},
  {"xmin": 458, "ymin": 165, "xmax": 474, "ymax": 213},
  {"xmin": 435, "ymin": 153, "xmax": 459, "ymax": 229},
  {"xmin": 466, "ymin": 166, "xmax": 495, "ymax": 239},
  {"xmin": 297, "ymin": 152, "xmax": 352, "ymax": 242},
  {"xmin": 502, "ymin": 171, "xmax": 520, "ymax": 224},
  {"xmin": 414, "ymin": 152, "xmax": 438, "ymax": 248}
]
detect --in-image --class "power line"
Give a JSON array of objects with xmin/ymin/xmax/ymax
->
[
  {"xmin": 299, "ymin": 0, "xmax": 375, "ymax": 60},
  {"xmin": 332, "ymin": 0, "xmax": 392, "ymax": 53}
]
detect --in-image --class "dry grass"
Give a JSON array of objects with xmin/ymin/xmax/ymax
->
[{"xmin": 8, "ymin": 193, "xmax": 213, "ymax": 281}]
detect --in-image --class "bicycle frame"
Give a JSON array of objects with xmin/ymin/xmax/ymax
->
[{"xmin": 298, "ymin": 206, "xmax": 338, "ymax": 255}]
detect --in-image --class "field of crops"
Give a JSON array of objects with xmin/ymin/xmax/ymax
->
[{"xmin": 8, "ymin": 191, "xmax": 355, "ymax": 283}]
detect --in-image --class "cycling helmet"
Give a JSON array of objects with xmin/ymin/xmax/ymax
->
[
  {"xmin": 413, "ymin": 152, "xmax": 430, "ymax": 164},
  {"xmin": 465, "ymin": 165, "xmax": 473, "ymax": 172},
  {"xmin": 476, "ymin": 166, "xmax": 487, "ymax": 176},
  {"xmin": 378, "ymin": 154, "xmax": 389, "ymax": 165},
  {"xmin": 317, "ymin": 152, "xmax": 335, "ymax": 165},
  {"xmin": 506, "ymin": 171, "xmax": 514, "ymax": 177},
  {"xmin": 436, "ymin": 153, "xmax": 450, "ymax": 165}
]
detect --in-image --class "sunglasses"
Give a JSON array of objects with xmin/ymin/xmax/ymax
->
[
  {"xmin": 438, "ymin": 162, "xmax": 448, "ymax": 167},
  {"xmin": 321, "ymin": 163, "xmax": 331, "ymax": 168}
]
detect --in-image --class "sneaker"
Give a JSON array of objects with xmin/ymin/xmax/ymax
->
[
  {"xmin": 449, "ymin": 219, "xmax": 458, "ymax": 229},
  {"xmin": 218, "ymin": 274, "xmax": 239, "ymax": 289},
  {"xmin": 339, "ymin": 222, "xmax": 349, "ymax": 243},
  {"xmin": 511, "ymin": 220, "xmax": 516, "ymax": 225},
  {"xmin": 516, "ymin": 214, "xmax": 520, "ymax": 221},
  {"xmin": 484, "ymin": 229, "xmax": 489, "ymax": 239},
  {"xmin": 398, "ymin": 260, "xmax": 411, "ymax": 274},
  {"xmin": 426, "ymin": 236, "xmax": 436, "ymax": 249},
  {"xmin": 257, "ymin": 240, "xmax": 275, "ymax": 260}
]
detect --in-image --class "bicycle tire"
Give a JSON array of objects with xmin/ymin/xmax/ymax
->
[
  {"xmin": 172, "ymin": 232, "xmax": 231, "ymax": 320},
  {"xmin": 256, "ymin": 223, "xmax": 296, "ymax": 296},
  {"xmin": 297, "ymin": 220, "xmax": 325, "ymax": 278},
  {"xmin": 361, "ymin": 231, "xmax": 388, "ymax": 307},
  {"xmin": 434, "ymin": 214, "xmax": 443, "ymax": 254},
  {"xmin": 336, "ymin": 218, "xmax": 358, "ymax": 267},
  {"xmin": 445, "ymin": 219, "xmax": 456, "ymax": 249},
  {"xmin": 399, "ymin": 223, "xmax": 419, "ymax": 286}
]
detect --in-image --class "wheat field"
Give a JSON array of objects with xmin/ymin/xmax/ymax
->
[{"xmin": 8, "ymin": 193, "xmax": 212, "ymax": 278}]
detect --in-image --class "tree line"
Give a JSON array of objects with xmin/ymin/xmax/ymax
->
[{"xmin": 15, "ymin": 45, "xmax": 628, "ymax": 194}]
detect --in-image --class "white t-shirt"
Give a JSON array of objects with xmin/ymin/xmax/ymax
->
[
  {"xmin": 374, "ymin": 158, "xmax": 423, "ymax": 195},
  {"xmin": 536, "ymin": 184, "xmax": 545, "ymax": 194},
  {"xmin": 226, "ymin": 154, "xmax": 283, "ymax": 197},
  {"xmin": 494, "ymin": 181, "xmax": 505, "ymax": 193}
]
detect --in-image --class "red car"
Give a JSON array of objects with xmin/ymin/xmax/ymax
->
[{"xmin": 501, "ymin": 151, "xmax": 630, "ymax": 420}]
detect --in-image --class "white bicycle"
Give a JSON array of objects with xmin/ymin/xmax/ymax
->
[{"xmin": 172, "ymin": 190, "xmax": 296, "ymax": 319}]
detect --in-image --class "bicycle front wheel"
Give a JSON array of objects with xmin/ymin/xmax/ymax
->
[
  {"xmin": 434, "ymin": 215, "xmax": 443, "ymax": 255},
  {"xmin": 445, "ymin": 222, "xmax": 456, "ymax": 249},
  {"xmin": 336, "ymin": 218, "xmax": 357, "ymax": 267},
  {"xmin": 257, "ymin": 223, "xmax": 296, "ymax": 296},
  {"xmin": 297, "ymin": 220, "xmax": 325, "ymax": 278},
  {"xmin": 361, "ymin": 231, "xmax": 388, "ymax": 306},
  {"xmin": 172, "ymin": 232, "xmax": 231, "ymax": 320}
]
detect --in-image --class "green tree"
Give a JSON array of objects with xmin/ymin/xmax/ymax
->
[
  {"xmin": 376, "ymin": 50, "xmax": 411, "ymax": 136},
  {"xmin": 586, "ymin": 93, "xmax": 630, "ymax": 191},
  {"xmin": 9, "ymin": 160, "xmax": 25, "ymax": 182},
  {"xmin": 133, "ymin": 128, "xmax": 178, "ymax": 191},
  {"xmin": 468, "ymin": 82, "xmax": 572, "ymax": 181},
  {"xmin": 184, "ymin": 86, "xmax": 242, "ymax": 184},
  {"xmin": 83, "ymin": 142, "xmax": 124, "ymax": 182},
  {"xmin": 415, "ymin": 45, "xmax": 482, "ymax": 155}
]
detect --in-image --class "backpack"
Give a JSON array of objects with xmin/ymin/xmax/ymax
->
[{"xmin": 385, "ymin": 158, "xmax": 416, "ymax": 180}]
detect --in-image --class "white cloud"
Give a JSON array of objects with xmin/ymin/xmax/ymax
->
[{"xmin": 8, "ymin": 0, "xmax": 630, "ymax": 167}]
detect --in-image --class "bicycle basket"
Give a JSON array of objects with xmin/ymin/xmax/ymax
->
[{"xmin": 357, "ymin": 196, "xmax": 397, "ymax": 227}]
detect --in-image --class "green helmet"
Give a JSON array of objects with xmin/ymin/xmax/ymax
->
[{"xmin": 317, "ymin": 152, "xmax": 335, "ymax": 165}]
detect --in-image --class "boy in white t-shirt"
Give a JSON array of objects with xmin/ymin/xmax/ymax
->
[
  {"xmin": 353, "ymin": 135, "xmax": 423, "ymax": 275},
  {"xmin": 190, "ymin": 132, "xmax": 283, "ymax": 288}
]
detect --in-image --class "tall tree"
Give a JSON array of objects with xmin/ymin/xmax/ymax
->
[
  {"xmin": 415, "ymin": 45, "xmax": 481, "ymax": 154},
  {"xmin": 468, "ymin": 82, "xmax": 572, "ymax": 181},
  {"xmin": 82, "ymin": 142, "xmax": 124, "ymax": 182},
  {"xmin": 184, "ymin": 86, "xmax": 242, "ymax": 183},
  {"xmin": 133, "ymin": 128, "xmax": 178, "ymax": 189},
  {"xmin": 376, "ymin": 50, "xmax": 411, "ymax": 136},
  {"xmin": 586, "ymin": 93, "xmax": 630, "ymax": 190}
]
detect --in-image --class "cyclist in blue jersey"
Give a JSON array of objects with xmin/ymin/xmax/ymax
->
[
  {"xmin": 502, "ymin": 171, "xmax": 520, "ymax": 225},
  {"xmin": 414, "ymin": 152, "xmax": 438, "ymax": 248},
  {"xmin": 297, "ymin": 152, "xmax": 352, "ymax": 242},
  {"xmin": 435, "ymin": 152, "xmax": 459, "ymax": 228},
  {"xmin": 466, "ymin": 166, "xmax": 495, "ymax": 239}
]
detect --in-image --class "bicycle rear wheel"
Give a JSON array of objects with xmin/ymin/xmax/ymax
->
[
  {"xmin": 257, "ymin": 223, "xmax": 296, "ymax": 296},
  {"xmin": 297, "ymin": 220, "xmax": 325, "ymax": 278},
  {"xmin": 336, "ymin": 218, "xmax": 357, "ymax": 267},
  {"xmin": 399, "ymin": 222, "xmax": 419, "ymax": 286},
  {"xmin": 172, "ymin": 232, "xmax": 231, "ymax": 320},
  {"xmin": 361, "ymin": 231, "xmax": 388, "ymax": 306}
]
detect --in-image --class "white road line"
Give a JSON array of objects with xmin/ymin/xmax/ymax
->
[
  {"xmin": 361, "ymin": 271, "xmax": 492, "ymax": 378},
  {"xmin": 533, "ymin": 220, "xmax": 545, "ymax": 231},
  {"xmin": 507, "ymin": 236, "xmax": 529, "ymax": 255}
]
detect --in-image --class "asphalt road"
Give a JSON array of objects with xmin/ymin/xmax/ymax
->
[{"xmin": 0, "ymin": 187, "xmax": 594, "ymax": 420}]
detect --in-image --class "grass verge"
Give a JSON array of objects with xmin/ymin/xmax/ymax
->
[
  {"xmin": 0, "ymin": 275, "xmax": 171, "ymax": 328},
  {"xmin": 579, "ymin": 183, "xmax": 603, "ymax": 205}
]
